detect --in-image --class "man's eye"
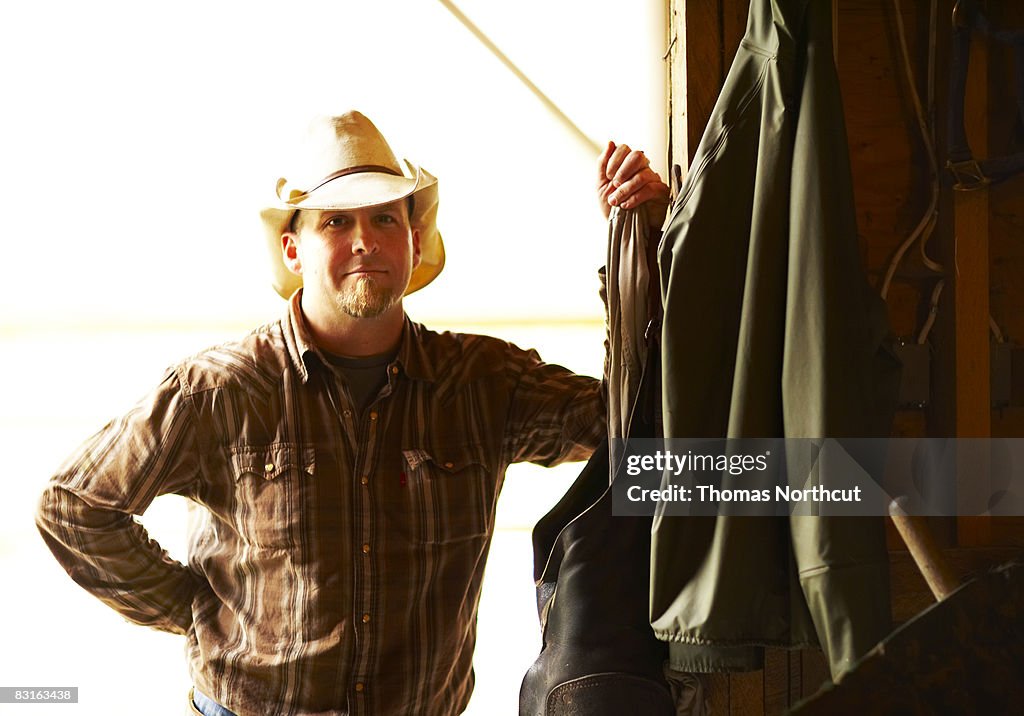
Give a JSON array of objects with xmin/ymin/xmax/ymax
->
[
  {"xmin": 375, "ymin": 214, "xmax": 397, "ymax": 225},
  {"xmin": 325, "ymin": 216, "xmax": 349, "ymax": 228}
]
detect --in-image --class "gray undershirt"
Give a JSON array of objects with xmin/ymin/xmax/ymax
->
[{"xmin": 323, "ymin": 350, "xmax": 397, "ymax": 415}]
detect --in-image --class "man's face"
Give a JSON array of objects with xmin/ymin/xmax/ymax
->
[{"xmin": 283, "ymin": 200, "xmax": 421, "ymax": 320}]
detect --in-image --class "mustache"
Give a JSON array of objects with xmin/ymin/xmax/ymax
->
[{"xmin": 342, "ymin": 263, "xmax": 387, "ymax": 275}]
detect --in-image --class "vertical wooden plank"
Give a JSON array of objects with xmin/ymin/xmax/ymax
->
[
  {"xmin": 763, "ymin": 649, "xmax": 790, "ymax": 714},
  {"xmin": 669, "ymin": 0, "xmax": 734, "ymax": 174},
  {"xmin": 788, "ymin": 650, "xmax": 804, "ymax": 707},
  {"xmin": 730, "ymin": 670, "xmax": 764, "ymax": 715},
  {"xmin": 683, "ymin": 0, "xmax": 724, "ymax": 163},
  {"xmin": 832, "ymin": 0, "xmax": 839, "ymax": 65},
  {"xmin": 667, "ymin": 0, "xmax": 688, "ymax": 175},
  {"xmin": 722, "ymin": 0, "xmax": 749, "ymax": 66},
  {"xmin": 924, "ymin": 0, "xmax": 959, "ymax": 547},
  {"xmin": 988, "ymin": 0, "xmax": 1024, "ymax": 474},
  {"xmin": 801, "ymin": 649, "xmax": 831, "ymax": 699},
  {"xmin": 954, "ymin": 6, "xmax": 992, "ymax": 546},
  {"xmin": 972, "ymin": 0, "xmax": 1024, "ymax": 547},
  {"xmin": 707, "ymin": 673, "xmax": 731, "ymax": 714}
]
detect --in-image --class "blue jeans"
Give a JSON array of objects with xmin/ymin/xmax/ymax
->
[{"xmin": 192, "ymin": 688, "xmax": 237, "ymax": 716}]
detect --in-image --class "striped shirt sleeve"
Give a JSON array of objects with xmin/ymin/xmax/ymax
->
[
  {"xmin": 35, "ymin": 369, "xmax": 203, "ymax": 635},
  {"xmin": 502, "ymin": 345, "xmax": 606, "ymax": 467}
]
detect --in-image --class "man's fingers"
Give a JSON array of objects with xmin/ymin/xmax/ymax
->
[
  {"xmin": 620, "ymin": 183, "xmax": 670, "ymax": 210},
  {"xmin": 612, "ymin": 150, "xmax": 650, "ymax": 187},
  {"xmin": 604, "ymin": 144, "xmax": 632, "ymax": 182},
  {"xmin": 600, "ymin": 141, "xmax": 668, "ymax": 219},
  {"xmin": 608, "ymin": 167, "xmax": 666, "ymax": 205},
  {"xmin": 608, "ymin": 172, "xmax": 647, "ymax": 204},
  {"xmin": 597, "ymin": 141, "xmax": 616, "ymax": 184}
]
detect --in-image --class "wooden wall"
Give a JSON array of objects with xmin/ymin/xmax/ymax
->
[
  {"xmin": 987, "ymin": 2, "xmax": 1024, "ymax": 438},
  {"xmin": 666, "ymin": 0, "xmax": 1024, "ymax": 711}
]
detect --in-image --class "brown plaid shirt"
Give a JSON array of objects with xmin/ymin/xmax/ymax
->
[{"xmin": 36, "ymin": 291, "xmax": 604, "ymax": 715}]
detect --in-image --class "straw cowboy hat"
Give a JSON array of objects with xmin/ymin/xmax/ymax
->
[{"xmin": 260, "ymin": 111, "xmax": 444, "ymax": 299}]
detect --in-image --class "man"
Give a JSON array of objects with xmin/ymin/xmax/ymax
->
[{"xmin": 36, "ymin": 111, "xmax": 668, "ymax": 715}]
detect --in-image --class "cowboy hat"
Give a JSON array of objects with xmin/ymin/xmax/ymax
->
[{"xmin": 260, "ymin": 111, "xmax": 444, "ymax": 299}]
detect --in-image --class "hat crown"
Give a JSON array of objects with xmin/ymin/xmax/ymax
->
[{"xmin": 293, "ymin": 111, "xmax": 403, "ymax": 189}]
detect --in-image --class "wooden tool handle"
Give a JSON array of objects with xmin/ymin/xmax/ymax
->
[{"xmin": 888, "ymin": 498, "xmax": 960, "ymax": 601}]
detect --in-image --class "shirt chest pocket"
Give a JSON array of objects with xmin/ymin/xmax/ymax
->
[
  {"xmin": 229, "ymin": 443, "xmax": 316, "ymax": 549},
  {"xmin": 403, "ymin": 447, "xmax": 494, "ymax": 545}
]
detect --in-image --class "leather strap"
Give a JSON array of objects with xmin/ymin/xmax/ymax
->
[{"xmin": 306, "ymin": 164, "xmax": 402, "ymax": 194}]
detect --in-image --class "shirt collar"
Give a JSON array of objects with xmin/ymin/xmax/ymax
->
[
  {"xmin": 283, "ymin": 289, "xmax": 436, "ymax": 384},
  {"xmin": 394, "ymin": 318, "xmax": 436, "ymax": 382}
]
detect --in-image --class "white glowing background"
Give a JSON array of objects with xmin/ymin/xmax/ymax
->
[{"xmin": 0, "ymin": 1, "xmax": 665, "ymax": 713}]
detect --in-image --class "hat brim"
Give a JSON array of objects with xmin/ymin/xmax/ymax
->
[{"xmin": 260, "ymin": 162, "xmax": 444, "ymax": 299}]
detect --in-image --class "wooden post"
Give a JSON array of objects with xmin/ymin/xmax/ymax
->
[
  {"xmin": 954, "ymin": 13, "xmax": 992, "ymax": 546},
  {"xmin": 667, "ymin": 0, "xmax": 724, "ymax": 174},
  {"xmin": 667, "ymin": 0, "xmax": 749, "ymax": 178}
]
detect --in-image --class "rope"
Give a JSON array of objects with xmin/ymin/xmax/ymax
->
[{"xmin": 435, "ymin": 0, "xmax": 602, "ymax": 156}]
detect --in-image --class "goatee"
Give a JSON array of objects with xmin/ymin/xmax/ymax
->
[{"xmin": 336, "ymin": 276, "xmax": 400, "ymax": 318}]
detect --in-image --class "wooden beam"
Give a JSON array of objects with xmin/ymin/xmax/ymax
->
[
  {"xmin": 667, "ymin": 0, "xmax": 687, "ymax": 175},
  {"xmin": 684, "ymin": 0, "xmax": 724, "ymax": 164},
  {"xmin": 731, "ymin": 670, "xmax": 764, "ymax": 714},
  {"xmin": 801, "ymin": 650, "xmax": 831, "ymax": 700},
  {"xmin": 954, "ymin": 11, "xmax": 992, "ymax": 546},
  {"xmin": 668, "ymin": 0, "xmax": 726, "ymax": 175},
  {"xmin": 764, "ymin": 649, "xmax": 790, "ymax": 712},
  {"xmin": 707, "ymin": 672, "xmax": 730, "ymax": 713}
]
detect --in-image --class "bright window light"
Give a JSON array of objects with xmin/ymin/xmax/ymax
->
[{"xmin": 1, "ymin": 1, "xmax": 665, "ymax": 713}]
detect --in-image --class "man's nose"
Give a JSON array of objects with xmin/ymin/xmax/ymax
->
[{"xmin": 351, "ymin": 220, "xmax": 379, "ymax": 254}]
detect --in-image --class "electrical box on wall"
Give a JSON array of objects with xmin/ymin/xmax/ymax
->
[
  {"xmin": 896, "ymin": 339, "xmax": 931, "ymax": 408},
  {"xmin": 896, "ymin": 340, "xmax": 1019, "ymax": 409}
]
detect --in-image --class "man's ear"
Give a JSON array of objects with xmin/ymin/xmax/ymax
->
[
  {"xmin": 282, "ymin": 233, "xmax": 302, "ymax": 275},
  {"xmin": 411, "ymin": 228, "xmax": 422, "ymax": 270}
]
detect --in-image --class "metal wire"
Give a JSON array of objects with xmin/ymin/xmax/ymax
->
[{"xmin": 881, "ymin": 0, "xmax": 945, "ymax": 300}]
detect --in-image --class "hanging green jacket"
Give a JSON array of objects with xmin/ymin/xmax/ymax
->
[{"xmin": 654, "ymin": 0, "xmax": 901, "ymax": 679}]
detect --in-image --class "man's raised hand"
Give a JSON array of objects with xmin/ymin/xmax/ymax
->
[{"xmin": 597, "ymin": 141, "xmax": 670, "ymax": 224}]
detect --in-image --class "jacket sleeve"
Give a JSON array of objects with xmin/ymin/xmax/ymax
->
[{"xmin": 35, "ymin": 368, "xmax": 203, "ymax": 635}]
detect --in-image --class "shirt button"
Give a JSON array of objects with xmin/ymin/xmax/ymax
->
[
  {"xmin": 360, "ymin": 476, "xmax": 369, "ymax": 485},
  {"xmin": 369, "ymin": 411, "xmax": 378, "ymax": 421},
  {"xmin": 361, "ymin": 613, "xmax": 371, "ymax": 623},
  {"xmin": 264, "ymin": 463, "xmax": 275, "ymax": 472},
  {"xmin": 444, "ymin": 461, "xmax": 454, "ymax": 469},
  {"xmin": 390, "ymin": 366, "xmax": 399, "ymax": 375},
  {"xmin": 354, "ymin": 682, "xmax": 365, "ymax": 693},
  {"xmin": 361, "ymin": 543, "xmax": 370, "ymax": 554},
  {"xmin": 343, "ymin": 410, "xmax": 352, "ymax": 418}
]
